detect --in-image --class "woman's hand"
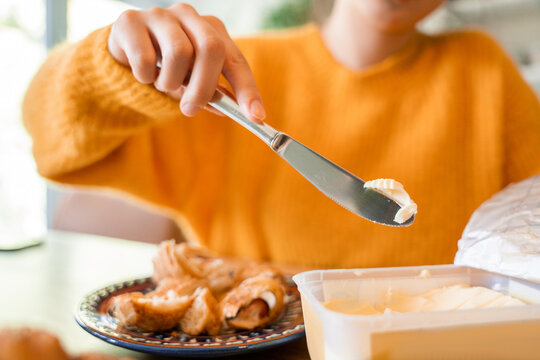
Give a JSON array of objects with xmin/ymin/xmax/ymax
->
[{"xmin": 108, "ymin": 3, "xmax": 265, "ymax": 121}]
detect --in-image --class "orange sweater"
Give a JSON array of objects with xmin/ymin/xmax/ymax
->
[{"xmin": 23, "ymin": 24, "xmax": 540, "ymax": 268}]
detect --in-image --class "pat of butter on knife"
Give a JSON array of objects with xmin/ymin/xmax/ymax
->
[{"xmin": 364, "ymin": 179, "xmax": 417, "ymax": 224}]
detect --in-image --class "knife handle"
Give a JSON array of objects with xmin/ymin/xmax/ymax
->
[{"xmin": 209, "ymin": 88, "xmax": 280, "ymax": 147}]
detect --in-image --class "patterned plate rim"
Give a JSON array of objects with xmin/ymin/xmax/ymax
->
[{"xmin": 74, "ymin": 277, "xmax": 305, "ymax": 357}]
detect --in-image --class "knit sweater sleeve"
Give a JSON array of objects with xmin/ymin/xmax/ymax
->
[
  {"xmin": 22, "ymin": 25, "xmax": 181, "ymax": 179},
  {"xmin": 21, "ymin": 25, "xmax": 221, "ymax": 209},
  {"xmin": 500, "ymin": 47, "xmax": 540, "ymax": 182}
]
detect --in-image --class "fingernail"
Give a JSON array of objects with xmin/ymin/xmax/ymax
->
[
  {"xmin": 181, "ymin": 102, "xmax": 200, "ymax": 117},
  {"xmin": 250, "ymin": 99, "xmax": 266, "ymax": 120}
]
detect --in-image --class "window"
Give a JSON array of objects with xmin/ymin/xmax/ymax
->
[{"xmin": 0, "ymin": 0, "xmax": 47, "ymax": 247}]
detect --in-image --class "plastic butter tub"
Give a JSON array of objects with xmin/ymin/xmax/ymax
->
[{"xmin": 293, "ymin": 265, "xmax": 540, "ymax": 360}]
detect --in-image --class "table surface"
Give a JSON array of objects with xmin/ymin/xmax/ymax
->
[{"xmin": 0, "ymin": 230, "xmax": 310, "ymax": 359}]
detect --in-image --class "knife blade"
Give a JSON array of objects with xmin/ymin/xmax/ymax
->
[{"xmin": 209, "ymin": 88, "xmax": 414, "ymax": 227}]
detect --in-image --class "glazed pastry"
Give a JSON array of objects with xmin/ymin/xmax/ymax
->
[
  {"xmin": 152, "ymin": 276, "xmax": 207, "ymax": 297},
  {"xmin": 220, "ymin": 275, "xmax": 285, "ymax": 330},
  {"xmin": 179, "ymin": 287, "xmax": 221, "ymax": 335},
  {"xmin": 0, "ymin": 328, "xmax": 70, "ymax": 360},
  {"xmin": 236, "ymin": 263, "xmax": 285, "ymax": 284},
  {"xmin": 152, "ymin": 241, "xmax": 242, "ymax": 295},
  {"xmin": 110, "ymin": 280, "xmax": 195, "ymax": 332},
  {"xmin": 151, "ymin": 240, "xmax": 189, "ymax": 282},
  {"xmin": 116, "ymin": 241, "xmax": 288, "ymax": 334},
  {"xmin": 0, "ymin": 327, "xmax": 134, "ymax": 360}
]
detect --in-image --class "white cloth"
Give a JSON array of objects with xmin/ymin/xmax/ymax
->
[{"xmin": 454, "ymin": 174, "xmax": 540, "ymax": 283}]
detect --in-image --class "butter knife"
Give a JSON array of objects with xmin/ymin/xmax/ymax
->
[{"xmin": 209, "ymin": 89, "xmax": 414, "ymax": 227}]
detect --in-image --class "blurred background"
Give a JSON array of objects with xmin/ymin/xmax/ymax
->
[{"xmin": 1, "ymin": 0, "xmax": 540, "ymax": 247}]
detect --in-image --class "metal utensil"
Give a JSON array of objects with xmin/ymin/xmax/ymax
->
[{"xmin": 209, "ymin": 89, "xmax": 414, "ymax": 227}]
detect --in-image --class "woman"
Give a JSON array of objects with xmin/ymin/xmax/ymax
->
[{"xmin": 23, "ymin": 0, "xmax": 540, "ymax": 268}]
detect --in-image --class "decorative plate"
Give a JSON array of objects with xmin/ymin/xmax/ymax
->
[{"xmin": 75, "ymin": 277, "xmax": 305, "ymax": 357}]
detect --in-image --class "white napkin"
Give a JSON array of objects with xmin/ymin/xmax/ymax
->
[{"xmin": 454, "ymin": 174, "xmax": 540, "ymax": 283}]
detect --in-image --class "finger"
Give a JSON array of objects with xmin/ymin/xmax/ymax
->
[
  {"xmin": 181, "ymin": 32, "xmax": 224, "ymax": 117},
  {"xmin": 107, "ymin": 29, "xmax": 129, "ymax": 65},
  {"xmin": 216, "ymin": 83, "xmax": 236, "ymax": 100},
  {"xmin": 145, "ymin": 9, "xmax": 194, "ymax": 92},
  {"xmin": 204, "ymin": 82, "xmax": 226, "ymax": 116},
  {"xmin": 169, "ymin": 4, "xmax": 226, "ymax": 117},
  {"xmin": 164, "ymin": 86, "xmax": 185, "ymax": 101},
  {"xmin": 161, "ymin": 81, "xmax": 223, "ymax": 117},
  {"xmin": 114, "ymin": 10, "xmax": 158, "ymax": 84},
  {"xmin": 222, "ymin": 39, "xmax": 265, "ymax": 122},
  {"xmin": 204, "ymin": 105, "xmax": 225, "ymax": 117},
  {"xmin": 205, "ymin": 15, "xmax": 266, "ymax": 122}
]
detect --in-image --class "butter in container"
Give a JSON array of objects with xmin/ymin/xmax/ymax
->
[{"xmin": 293, "ymin": 265, "xmax": 540, "ymax": 360}]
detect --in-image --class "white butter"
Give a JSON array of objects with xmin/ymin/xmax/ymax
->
[
  {"xmin": 364, "ymin": 178, "xmax": 417, "ymax": 224},
  {"xmin": 323, "ymin": 284, "xmax": 527, "ymax": 315}
]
